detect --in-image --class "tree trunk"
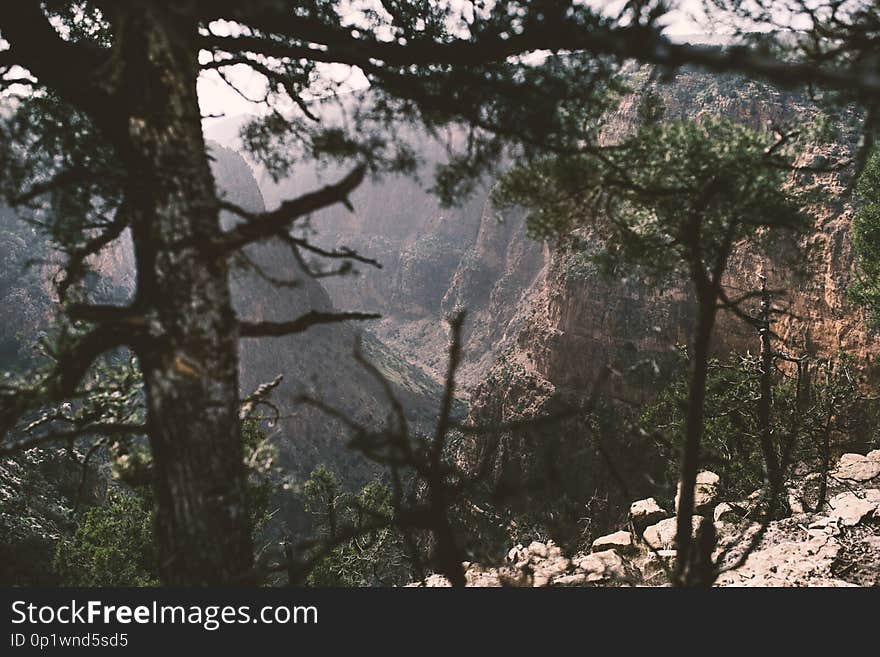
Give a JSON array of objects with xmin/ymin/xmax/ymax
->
[
  {"xmin": 674, "ymin": 296, "xmax": 716, "ymax": 586},
  {"xmin": 817, "ymin": 366, "xmax": 834, "ymax": 511},
  {"xmin": 118, "ymin": 8, "xmax": 253, "ymax": 584},
  {"xmin": 757, "ymin": 275, "xmax": 783, "ymax": 510}
]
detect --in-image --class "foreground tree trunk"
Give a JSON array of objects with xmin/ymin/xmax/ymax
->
[
  {"xmin": 674, "ymin": 296, "xmax": 716, "ymax": 586},
  {"xmin": 119, "ymin": 8, "xmax": 252, "ymax": 584}
]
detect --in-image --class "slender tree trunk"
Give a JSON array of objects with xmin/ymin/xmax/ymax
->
[
  {"xmin": 119, "ymin": 8, "xmax": 253, "ymax": 584},
  {"xmin": 674, "ymin": 295, "xmax": 716, "ymax": 586},
  {"xmin": 428, "ymin": 473, "xmax": 466, "ymax": 587},
  {"xmin": 817, "ymin": 366, "xmax": 834, "ymax": 510},
  {"xmin": 757, "ymin": 275, "xmax": 783, "ymax": 510}
]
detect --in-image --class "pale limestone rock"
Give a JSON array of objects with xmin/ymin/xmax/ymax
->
[
  {"xmin": 641, "ymin": 549, "xmax": 677, "ymax": 580},
  {"xmin": 574, "ymin": 549, "xmax": 638, "ymax": 584},
  {"xmin": 409, "ymin": 573, "xmax": 452, "ymax": 587},
  {"xmin": 827, "ymin": 491, "xmax": 878, "ymax": 526},
  {"xmin": 545, "ymin": 540, "xmax": 563, "ymax": 559},
  {"xmin": 534, "ymin": 555, "xmax": 571, "ymax": 582},
  {"xmin": 716, "ymin": 523, "xmax": 849, "ymax": 587},
  {"xmin": 807, "ymin": 516, "xmax": 836, "ymax": 528},
  {"xmin": 527, "ymin": 541, "xmax": 548, "ymax": 559},
  {"xmin": 643, "ymin": 516, "xmax": 703, "ymax": 550},
  {"xmin": 532, "ymin": 573, "xmax": 550, "ymax": 587},
  {"xmin": 675, "ymin": 470, "xmax": 720, "ymax": 515},
  {"xmin": 862, "ymin": 535, "xmax": 880, "ymax": 551},
  {"xmin": 834, "ymin": 453, "xmax": 880, "ymax": 482},
  {"xmin": 553, "ymin": 572, "xmax": 587, "ymax": 586},
  {"xmin": 591, "ymin": 530, "xmax": 634, "ymax": 554},
  {"xmin": 464, "ymin": 566, "xmax": 503, "ymax": 587},
  {"xmin": 629, "ymin": 497, "xmax": 667, "ymax": 531}
]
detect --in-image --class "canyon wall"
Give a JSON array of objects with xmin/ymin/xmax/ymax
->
[
  {"xmin": 463, "ymin": 71, "xmax": 880, "ymax": 538},
  {"xmin": 203, "ymin": 70, "xmax": 880, "ymax": 540}
]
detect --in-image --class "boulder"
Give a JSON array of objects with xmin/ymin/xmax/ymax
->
[
  {"xmin": 574, "ymin": 549, "xmax": 640, "ymax": 585},
  {"xmin": 833, "ymin": 452, "xmax": 880, "ymax": 483},
  {"xmin": 533, "ymin": 554, "xmax": 571, "ymax": 584},
  {"xmin": 629, "ymin": 497, "xmax": 668, "ymax": 532},
  {"xmin": 826, "ymin": 491, "xmax": 879, "ymax": 526},
  {"xmin": 591, "ymin": 530, "xmax": 634, "ymax": 555},
  {"xmin": 675, "ymin": 470, "xmax": 720, "ymax": 515},
  {"xmin": 641, "ymin": 549, "xmax": 677, "ymax": 581},
  {"xmin": 643, "ymin": 516, "xmax": 703, "ymax": 550},
  {"xmin": 527, "ymin": 541, "xmax": 548, "ymax": 559}
]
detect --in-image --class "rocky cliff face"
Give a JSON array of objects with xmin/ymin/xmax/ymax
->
[
  {"xmin": 461, "ymin": 71, "xmax": 880, "ymax": 525},
  {"xmin": 210, "ymin": 145, "xmax": 445, "ymax": 533},
  {"xmin": 205, "ymin": 117, "xmax": 547, "ymax": 388}
]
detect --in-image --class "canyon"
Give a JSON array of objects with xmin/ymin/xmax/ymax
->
[
  {"xmin": 3, "ymin": 67, "xmax": 879, "ymax": 572},
  {"xmin": 206, "ymin": 68, "xmax": 880, "ymax": 539}
]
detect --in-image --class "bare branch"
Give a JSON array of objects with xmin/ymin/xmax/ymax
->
[
  {"xmin": 240, "ymin": 374, "xmax": 284, "ymax": 421},
  {"xmin": 217, "ymin": 165, "xmax": 366, "ymax": 253},
  {"xmin": 8, "ymin": 167, "xmax": 106, "ymax": 206},
  {"xmin": 0, "ymin": 323, "xmax": 140, "ymax": 441},
  {"xmin": 56, "ymin": 209, "xmax": 130, "ymax": 303},
  {"xmin": 239, "ymin": 310, "xmax": 380, "ymax": 338}
]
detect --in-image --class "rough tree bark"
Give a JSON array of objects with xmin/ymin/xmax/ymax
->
[{"xmin": 113, "ymin": 8, "xmax": 252, "ymax": 584}]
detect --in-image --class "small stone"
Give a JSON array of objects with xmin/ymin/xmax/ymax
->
[
  {"xmin": 507, "ymin": 544, "xmax": 526, "ymax": 563},
  {"xmin": 592, "ymin": 530, "xmax": 634, "ymax": 555},
  {"xmin": 553, "ymin": 573, "xmax": 587, "ymax": 586}
]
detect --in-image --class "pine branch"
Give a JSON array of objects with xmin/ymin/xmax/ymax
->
[
  {"xmin": 197, "ymin": 14, "xmax": 880, "ymax": 101},
  {"xmin": 0, "ymin": 422, "xmax": 145, "ymax": 457}
]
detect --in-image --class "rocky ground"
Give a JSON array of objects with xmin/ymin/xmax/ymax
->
[{"xmin": 412, "ymin": 450, "xmax": 880, "ymax": 587}]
